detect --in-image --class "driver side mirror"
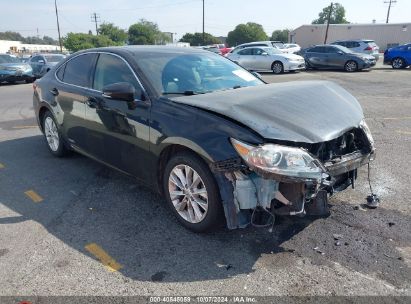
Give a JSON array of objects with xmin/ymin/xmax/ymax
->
[
  {"xmin": 38, "ymin": 60, "xmax": 45, "ymax": 64},
  {"xmin": 102, "ymin": 82, "xmax": 135, "ymax": 102},
  {"xmin": 261, "ymin": 52, "xmax": 268, "ymax": 56},
  {"xmin": 337, "ymin": 51, "xmax": 344, "ymax": 55}
]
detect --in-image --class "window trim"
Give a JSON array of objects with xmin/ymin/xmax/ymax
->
[{"xmin": 54, "ymin": 51, "xmax": 148, "ymax": 97}]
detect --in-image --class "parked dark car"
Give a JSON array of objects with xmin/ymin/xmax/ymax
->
[
  {"xmin": 383, "ymin": 43, "xmax": 411, "ymax": 69},
  {"xmin": 302, "ymin": 45, "xmax": 376, "ymax": 72},
  {"xmin": 33, "ymin": 46, "xmax": 375, "ymax": 232},
  {"xmin": 28, "ymin": 53, "xmax": 66, "ymax": 78},
  {"xmin": 0, "ymin": 54, "xmax": 34, "ymax": 84}
]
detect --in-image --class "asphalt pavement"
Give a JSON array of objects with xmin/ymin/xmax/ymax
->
[{"xmin": 0, "ymin": 65, "xmax": 410, "ymax": 298}]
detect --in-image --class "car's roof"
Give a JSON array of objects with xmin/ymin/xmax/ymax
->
[
  {"xmin": 332, "ymin": 39, "xmax": 375, "ymax": 42},
  {"xmin": 77, "ymin": 45, "xmax": 209, "ymax": 56}
]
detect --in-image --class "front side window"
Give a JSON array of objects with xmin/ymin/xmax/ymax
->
[
  {"xmin": 93, "ymin": 53, "xmax": 142, "ymax": 97},
  {"xmin": 31, "ymin": 56, "xmax": 43, "ymax": 63},
  {"xmin": 62, "ymin": 53, "xmax": 96, "ymax": 87},
  {"xmin": 238, "ymin": 49, "xmax": 253, "ymax": 56}
]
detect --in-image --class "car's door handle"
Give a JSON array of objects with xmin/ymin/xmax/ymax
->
[
  {"xmin": 50, "ymin": 88, "xmax": 59, "ymax": 96},
  {"xmin": 86, "ymin": 97, "xmax": 100, "ymax": 108}
]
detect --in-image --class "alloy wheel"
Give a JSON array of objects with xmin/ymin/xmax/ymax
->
[
  {"xmin": 272, "ymin": 62, "xmax": 283, "ymax": 74},
  {"xmin": 392, "ymin": 58, "xmax": 404, "ymax": 69},
  {"xmin": 44, "ymin": 117, "xmax": 59, "ymax": 152},
  {"xmin": 168, "ymin": 164, "xmax": 208, "ymax": 223},
  {"xmin": 345, "ymin": 61, "xmax": 357, "ymax": 72}
]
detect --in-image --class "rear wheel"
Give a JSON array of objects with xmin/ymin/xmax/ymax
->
[
  {"xmin": 344, "ymin": 60, "xmax": 358, "ymax": 72},
  {"xmin": 272, "ymin": 61, "xmax": 284, "ymax": 74},
  {"xmin": 163, "ymin": 152, "xmax": 223, "ymax": 232},
  {"xmin": 392, "ymin": 57, "xmax": 405, "ymax": 69},
  {"xmin": 43, "ymin": 111, "xmax": 69, "ymax": 157}
]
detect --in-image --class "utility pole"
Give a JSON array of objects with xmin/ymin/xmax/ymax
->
[
  {"xmin": 384, "ymin": 0, "xmax": 397, "ymax": 23},
  {"xmin": 202, "ymin": 0, "xmax": 205, "ymax": 45},
  {"xmin": 54, "ymin": 0, "xmax": 63, "ymax": 52},
  {"xmin": 324, "ymin": 2, "xmax": 333, "ymax": 44},
  {"xmin": 91, "ymin": 13, "xmax": 100, "ymax": 35}
]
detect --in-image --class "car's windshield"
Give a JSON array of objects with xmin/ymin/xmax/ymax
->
[
  {"xmin": 272, "ymin": 42, "xmax": 284, "ymax": 49},
  {"xmin": 134, "ymin": 51, "xmax": 264, "ymax": 95},
  {"xmin": 44, "ymin": 55, "xmax": 65, "ymax": 63},
  {"xmin": 263, "ymin": 47, "xmax": 283, "ymax": 55},
  {"xmin": 0, "ymin": 55, "xmax": 21, "ymax": 63},
  {"xmin": 333, "ymin": 45, "xmax": 353, "ymax": 53}
]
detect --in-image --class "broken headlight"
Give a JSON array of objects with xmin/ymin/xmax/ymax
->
[
  {"xmin": 231, "ymin": 138, "xmax": 325, "ymax": 182},
  {"xmin": 359, "ymin": 119, "xmax": 375, "ymax": 148}
]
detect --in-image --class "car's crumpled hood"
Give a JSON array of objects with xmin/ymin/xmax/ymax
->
[{"xmin": 170, "ymin": 80, "xmax": 364, "ymax": 143}]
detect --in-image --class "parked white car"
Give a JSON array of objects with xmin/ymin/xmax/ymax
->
[
  {"xmin": 331, "ymin": 40, "xmax": 380, "ymax": 60},
  {"xmin": 283, "ymin": 43, "xmax": 301, "ymax": 54},
  {"xmin": 226, "ymin": 46, "xmax": 305, "ymax": 74}
]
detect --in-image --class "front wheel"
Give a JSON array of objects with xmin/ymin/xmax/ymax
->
[
  {"xmin": 163, "ymin": 152, "xmax": 223, "ymax": 232},
  {"xmin": 392, "ymin": 57, "xmax": 405, "ymax": 69},
  {"xmin": 344, "ymin": 60, "xmax": 358, "ymax": 72},
  {"xmin": 43, "ymin": 111, "xmax": 69, "ymax": 157},
  {"xmin": 272, "ymin": 61, "xmax": 284, "ymax": 74}
]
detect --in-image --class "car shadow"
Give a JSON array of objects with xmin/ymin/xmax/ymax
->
[{"xmin": 1, "ymin": 135, "xmax": 410, "ymax": 286}]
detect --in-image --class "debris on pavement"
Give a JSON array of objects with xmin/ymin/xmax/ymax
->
[
  {"xmin": 388, "ymin": 222, "xmax": 395, "ymax": 227},
  {"xmin": 333, "ymin": 234, "xmax": 343, "ymax": 240},
  {"xmin": 313, "ymin": 247, "xmax": 325, "ymax": 255}
]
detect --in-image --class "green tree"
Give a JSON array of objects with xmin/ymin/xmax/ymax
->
[
  {"xmin": 179, "ymin": 32, "xmax": 220, "ymax": 46},
  {"xmin": 98, "ymin": 22, "xmax": 128, "ymax": 44},
  {"xmin": 0, "ymin": 31, "xmax": 25, "ymax": 41},
  {"xmin": 63, "ymin": 33, "xmax": 117, "ymax": 52},
  {"xmin": 312, "ymin": 3, "xmax": 349, "ymax": 24},
  {"xmin": 270, "ymin": 29, "xmax": 289, "ymax": 43},
  {"xmin": 128, "ymin": 19, "xmax": 171, "ymax": 45},
  {"xmin": 226, "ymin": 22, "xmax": 268, "ymax": 47}
]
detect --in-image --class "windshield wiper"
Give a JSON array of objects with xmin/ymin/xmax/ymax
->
[{"xmin": 162, "ymin": 90, "xmax": 206, "ymax": 96}]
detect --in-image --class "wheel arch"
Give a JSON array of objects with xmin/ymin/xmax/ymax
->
[{"xmin": 156, "ymin": 140, "xmax": 214, "ymax": 196}]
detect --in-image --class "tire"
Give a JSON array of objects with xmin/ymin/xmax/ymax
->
[
  {"xmin": 272, "ymin": 61, "xmax": 284, "ymax": 74},
  {"xmin": 25, "ymin": 78, "xmax": 34, "ymax": 83},
  {"xmin": 42, "ymin": 111, "xmax": 69, "ymax": 157},
  {"xmin": 392, "ymin": 57, "xmax": 405, "ymax": 69},
  {"xmin": 163, "ymin": 152, "xmax": 224, "ymax": 232},
  {"xmin": 344, "ymin": 60, "xmax": 358, "ymax": 72}
]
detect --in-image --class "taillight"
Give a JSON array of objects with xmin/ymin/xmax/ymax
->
[{"xmin": 364, "ymin": 46, "xmax": 372, "ymax": 51}]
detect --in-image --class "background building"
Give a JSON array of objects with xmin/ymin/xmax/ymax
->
[
  {"xmin": 289, "ymin": 23, "xmax": 411, "ymax": 50},
  {"xmin": 0, "ymin": 40, "xmax": 64, "ymax": 54}
]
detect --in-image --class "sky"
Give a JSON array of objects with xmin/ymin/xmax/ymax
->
[{"xmin": 1, "ymin": 0, "xmax": 410, "ymax": 41}]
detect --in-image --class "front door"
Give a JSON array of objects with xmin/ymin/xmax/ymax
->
[{"xmin": 85, "ymin": 53, "xmax": 152, "ymax": 182}]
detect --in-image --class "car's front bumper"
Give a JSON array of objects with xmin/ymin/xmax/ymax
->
[
  {"xmin": 0, "ymin": 70, "xmax": 34, "ymax": 82},
  {"xmin": 285, "ymin": 60, "xmax": 306, "ymax": 71}
]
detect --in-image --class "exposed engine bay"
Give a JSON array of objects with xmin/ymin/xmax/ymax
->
[{"xmin": 212, "ymin": 125, "xmax": 376, "ymax": 229}]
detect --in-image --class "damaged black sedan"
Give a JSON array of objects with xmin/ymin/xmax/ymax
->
[{"xmin": 33, "ymin": 46, "xmax": 375, "ymax": 232}]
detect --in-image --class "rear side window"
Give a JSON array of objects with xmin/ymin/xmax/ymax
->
[
  {"xmin": 310, "ymin": 46, "xmax": 325, "ymax": 53},
  {"xmin": 93, "ymin": 53, "xmax": 142, "ymax": 96},
  {"xmin": 62, "ymin": 53, "xmax": 97, "ymax": 87}
]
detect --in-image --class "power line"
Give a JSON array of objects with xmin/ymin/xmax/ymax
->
[
  {"xmin": 384, "ymin": 0, "xmax": 397, "ymax": 23},
  {"xmin": 202, "ymin": 0, "xmax": 205, "ymax": 44},
  {"xmin": 91, "ymin": 13, "xmax": 101, "ymax": 35}
]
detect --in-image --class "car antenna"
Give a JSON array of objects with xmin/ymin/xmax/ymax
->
[{"xmin": 365, "ymin": 163, "xmax": 380, "ymax": 208}]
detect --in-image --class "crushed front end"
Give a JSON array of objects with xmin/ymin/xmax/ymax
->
[{"xmin": 212, "ymin": 119, "xmax": 375, "ymax": 229}]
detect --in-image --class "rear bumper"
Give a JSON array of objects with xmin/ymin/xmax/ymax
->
[{"xmin": 0, "ymin": 71, "xmax": 34, "ymax": 82}]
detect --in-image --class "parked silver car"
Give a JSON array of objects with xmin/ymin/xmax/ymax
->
[
  {"xmin": 331, "ymin": 40, "xmax": 380, "ymax": 60},
  {"xmin": 28, "ymin": 53, "xmax": 66, "ymax": 78},
  {"xmin": 226, "ymin": 46, "xmax": 305, "ymax": 74},
  {"xmin": 229, "ymin": 41, "xmax": 286, "ymax": 54}
]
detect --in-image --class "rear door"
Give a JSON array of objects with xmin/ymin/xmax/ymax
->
[
  {"xmin": 306, "ymin": 46, "xmax": 327, "ymax": 68},
  {"xmin": 54, "ymin": 53, "xmax": 98, "ymax": 152},
  {"xmin": 85, "ymin": 52, "xmax": 152, "ymax": 181},
  {"xmin": 235, "ymin": 48, "xmax": 254, "ymax": 69}
]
